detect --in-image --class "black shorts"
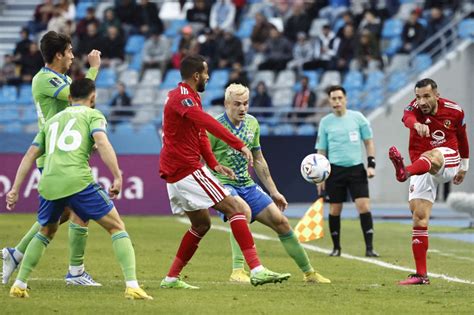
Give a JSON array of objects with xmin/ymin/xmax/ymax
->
[{"xmin": 324, "ymin": 164, "xmax": 369, "ymax": 203}]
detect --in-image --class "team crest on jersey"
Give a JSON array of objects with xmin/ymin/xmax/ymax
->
[
  {"xmin": 181, "ymin": 98, "xmax": 194, "ymax": 107},
  {"xmin": 49, "ymin": 77, "xmax": 63, "ymax": 87},
  {"xmin": 443, "ymin": 119, "xmax": 451, "ymax": 129},
  {"xmin": 409, "ymin": 185, "xmax": 415, "ymax": 193},
  {"xmin": 406, "ymin": 105, "xmax": 414, "ymax": 111}
]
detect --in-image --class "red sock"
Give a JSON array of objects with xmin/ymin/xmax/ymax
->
[
  {"xmin": 412, "ymin": 226, "xmax": 429, "ymax": 276},
  {"xmin": 406, "ymin": 157, "xmax": 431, "ymax": 175},
  {"xmin": 167, "ymin": 228, "xmax": 203, "ymax": 277},
  {"xmin": 229, "ymin": 213, "xmax": 261, "ymax": 270}
]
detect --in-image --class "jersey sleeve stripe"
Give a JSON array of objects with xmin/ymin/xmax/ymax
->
[
  {"xmin": 251, "ymin": 146, "xmax": 261, "ymax": 151},
  {"xmin": 90, "ymin": 128, "xmax": 106, "ymax": 137},
  {"xmin": 32, "ymin": 142, "xmax": 41, "ymax": 147},
  {"xmin": 53, "ymin": 83, "xmax": 68, "ymax": 98}
]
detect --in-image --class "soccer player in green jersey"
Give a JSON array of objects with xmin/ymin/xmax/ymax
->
[
  {"xmin": 208, "ymin": 84, "xmax": 331, "ymax": 284},
  {"xmin": 5, "ymin": 79, "xmax": 152, "ymax": 300},
  {"xmin": 2, "ymin": 31, "xmax": 102, "ymax": 286}
]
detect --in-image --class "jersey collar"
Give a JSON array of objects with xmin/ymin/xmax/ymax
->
[
  {"xmin": 43, "ymin": 67, "xmax": 70, "ymax": 83},
  {"xmin": 224, "ymin": 112, "xmax": 245, "ymax": 131}
]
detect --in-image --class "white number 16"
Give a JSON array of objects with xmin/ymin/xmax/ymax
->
[{"xmin": 48, "ymin": 118, "xmax": 82, "ymax": 154}]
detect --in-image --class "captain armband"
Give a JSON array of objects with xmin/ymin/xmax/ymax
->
[{"xmin": 460, "ymin": 158, "xmax": 469, "ymax": 172}]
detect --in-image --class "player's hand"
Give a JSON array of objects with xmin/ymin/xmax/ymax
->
[
  {"xmin": 317, "ymin": 182, "xmax": 325, "ymax": 196},
  {"xmin": 453, "ymin": 170, "xmax": 466, "ymax": 185},
  {"xmin": 6, "ymin": 189, "xmax": 19, "ymax": 211},
  {"xmin": 109, "ymin": 177, "xmax": 122, "ymax": 198},
  {"xmin": 414, "ymin": 123, "xmax": 430, "ymax": 137},
  {"xmin": 240, "ymin": 146, "xmax": 253, "ymax": 167},
  {"xmin": 271, "ymin": 192, "xmax": 288, "ymax": 211},
  {"xmin": 367, "ymin": 167, "xmax": 375, "ymax": 178},
  {"xmin": 215, "ymin": 164, "xmax": 236, "ymax": 180},
  {"xmin": 87, "ymin": 49, "xmax": 101, "ymax": 68}
]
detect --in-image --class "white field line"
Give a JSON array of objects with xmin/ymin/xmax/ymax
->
[
  {"xmin": 176, "ymin": 218, "xmax": 474, "ymax": 285},
  {"xmin": 428, "ymin": 249, "xmax": 474, "ymax": 262}
]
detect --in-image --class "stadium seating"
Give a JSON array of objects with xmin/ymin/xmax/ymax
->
[
  {"xmin": 273, "ymin": 123, "xmax": 294, "ymax": 136},
  {"xmin": 164, "ymin": 20, "xmax": 187, "ymax": 38},
  {"xmin": 202, "ymin": 88, "xmax": 225, "ymax": 108},
  {"xmin": 458, "ymin": 19, "xmax": 474, "ymax": 38},
  {"xmin": 274, "ymin": 70, "xmax": 296, "ymax": 89},
  {"xmin": 343, "ymin": 70, "xmax": 364, "ymax": 90},
  {"xmin": 125, "ymin": 35, "xmax": 146, "ymax": 55},
  {"xmin": 296, "ymin": 123, "xmax": 316, "ymax": 136},
  {"xmin": 141, "ymin": 69, "xmax": 162, "ymax": 87},
  {"xmin": 236, "ymin": 18, "xmax": 255, "ymax": 39},
  {"xmin": 207, "ymin": 69, "xmax": 230, "ymax": 89},
  {"xmin": 119, "ymin": 70, "xmax": 139, "ymax": 87},
  {"xmin": 251, "ymin": 70, "xmax": 275, "ymax": 89},
  {"xmin": 382, "ymin": 19, "xmax": 404, "ymax": 39},
  {"xmin": 411, "ymin": 54, "xmax": 432, "ymax": 73},
  {"xmin": 160, "ymin": 69, "xmax": 181, "ymax": 89},
  {"xmin": 16, "ymin": 85, "xmax": 33, "ymax": 105},
  {"xmin": 95, "ymin": 69, "xmax": 117, "ymax": 88},
  {"xmin": 0, "ymin": 86, "xmax": 17, "ymax": 105}
]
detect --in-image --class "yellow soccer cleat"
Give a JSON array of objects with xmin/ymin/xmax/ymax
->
[
  {"xmin": 303, "ymin": 271, "xmax": 331, "ymax": 284},
  {"xmin": 124, "ymin": 287, "xmax": 153, "ymax": 300},
  {"xmin": 229, "ymin": 268, "xmax": 250, "ymax": 283},
  {"xmin": 9, "ymin": 286, "xmax": 29, "ymax": 298}
]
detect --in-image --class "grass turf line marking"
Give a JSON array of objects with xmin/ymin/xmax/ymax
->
[
  {"xmin": 176, "ymin": 218, "xmax": 474, "ymax": 285},
  {"xmin": 428, "ymin": 249, "xmax": 474, "ymax": 262}
]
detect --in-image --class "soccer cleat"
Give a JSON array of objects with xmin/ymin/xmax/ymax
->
[
  {"xmin": 229, "ymin": 268, "xmax": 250, "ymax": 283},
  {"xmin": 365, "ymin": 249, "xmax": 380, "ymax": 257},
  {"xmin": 65, "ymin": 271, "xmax": 102, "ymax": 286},
  {"xmin": 399, "ymin": 274, "xmax": 430, "ymax": 285},
  {"xmin": 9, "ymin": 286, "xmax": 29, "ymax": 298},
  {"xmin": 250, "ymin": 268, "xmax": 291, "ymax": 286},
  {"xmin": 329, "ymin": 248, "xmax": 341, "ymax": 257},
  {"xmin": 303, "ymin": 271, "xmax": 331, "ymax": 284},
  {"xmin": 2, "ymin": 247, "xmax": 20, "ymax": 284},
  {"xmin": 160, "ymin": 278, "xmax": 199, "ymax": 289},
  {"xmin": 124, "ymin": 287, "xmax": 153, "ymax": 300},
  {"xmin": 389, "ymin": 146, "xmax": 409, "ymax": 182}
]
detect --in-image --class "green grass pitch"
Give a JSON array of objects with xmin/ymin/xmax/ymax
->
[{"xmin": 1, "ymin": 214, "xmax": 473, "ymax": 314}]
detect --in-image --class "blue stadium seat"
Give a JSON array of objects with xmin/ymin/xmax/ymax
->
[
  {"xmin": 0, "ymin": 85, "xmax": 18, "ymax": 105},
  {"xmin": 114, "ymin": 122, "xmax": 134, "ymax": 134},
  {"xmin": 294, "ymin": 71, "xmax": 319, "ymax": 90},
  {"xmin": 95, "ymin": 69, "xmax": 117, "ymax": 88},
  {"xmin": 202, "ymin": 88, "xmax": 224, "ymax": 108},
  {"xmin": 412, "ymin": 54, "xmax": 432, "ymax": 73},
  {"xmin": 388, "ymin": 70, "xmax": 409, "ymax": 92},
  {"xmin": 128, "ymin": 52, "xmax": 143, "ymax": 71},
  {"xmin": 273, "ymin": 123, "xmax": 294, "ymax": 136},
  {"xmin": 383, "ymin": 37, "xmax": 402, "ymax": 57},
  {"xmin": 296, "ymin": 124, "xmax": 316, "ymax": 136},
  {"xmin": 236, "ymin": 18, "xmax": 255, "ymax": 39},
  {"xmin": 458, "ymin": 19, "xmax": 474, "ymax": 38},
  {"xmin": 346, "ymin": 89, "xmax": 362, "ymax": 109},
  {"xmin": 382, "ymin": 19, "xmax": 403, "ymax": 39},
  {"xmin": 164, "ymin": 20, "xmax": 187, "ymax": 38},
  {"xmin": 0, "ymin": 108, "xmax": 20, "ymax": 123},
  {"xmin": 16, "ymin": 85, "xmax": 33, "ymax": 105},
  {"xmin": 207, "ymin": 69, "xmax": 230, "ymax": 89},
  {"xmin": 75, "ymin": 2, "xmax": 94, "ymax": 20},
  {"xmin": 160, "ymin": 70, "xmax": 181, "ymax": 89},
  {"xmin": 4, "ymin": 121, "xmax": 23, "ymax": 133},
  {"xmin": 259, "ymin": 123, "xmax": 270, "ymax": 136},
  {"xmin": 171, "ymin": 36, "xmax": 181, "ymax": 53},
  {"xmin": 343, "ymin": 70, "xmax": 363, "ymax": 90},
  {"xmin": 360, "ymin": 90, "xmax": 384, "ymax": 109},
  {"xmin": 20, "ymin": 107, "xmax": 38, "ymax": 124},
  {"xmin": 125, "ymin": 35, "xmax": 146, "ymax": 55},
  {"xmin": 364, "ymin": 70, "xmax": 384, "ymax": 91}
]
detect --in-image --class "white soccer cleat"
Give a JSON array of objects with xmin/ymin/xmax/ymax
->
[
  {"xmin": 65, "ymin": 271, "xmax": 102, "ymax": 286},
  {"xmin": 2, "ymin": 248, "xmax": 21, "ymax": 285}
]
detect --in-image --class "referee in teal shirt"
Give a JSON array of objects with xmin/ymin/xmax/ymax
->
[{"xmin": 316, "ymin": 86, "xmax": 379, "ymax": 257}]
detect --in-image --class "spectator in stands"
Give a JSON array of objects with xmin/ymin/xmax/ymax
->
[
  {"xmin": 135, "ymin": 0, "xmax": 164, "ymax": 36},
  {"xmin": 250, "ymin": 12, "xmax": 272, "ymax": 53},
  {"xmin": 77, "ymin": 23, "xmax": 103, "ymax": 61},
  {"xmin": 101, "ymin": 26, "xmax": 125, "ymax": 68},
  {"xmin": 303, "ymin": 24, "xmax": 337, "ymax": 71},
  {"xmin": 14, "ymin": 28, "xmax": 32, "ymax": 62},
  {"xmin": 400, "ymin": 10, "xmax": 426, "ymax": 54},
  {"xmin": 197, "ymin": 28, "xmax": 218, "ymax": 69},
  {"xmin": 336, "ymin": 11, "xmax": 354, "ymax": 37},
  {"xmin": 0, "ymin": 55, "xmax": 22, "ymax": 87},
  {"xmin": 426, "ymin": 7, "xmax": 447, "ymax": 38},
  {"xmin": 233, "ymin": 0, "xmax": 246, "ymax": 27},
  {"xmin": 31, "ymin": 0, "xmax": 55, "ymax": 33},
  {"xmin": 141, "ymin": 30, "xmax": 171, "ymax": 78},
  {"xmin": 109, "ymin": 82, "xmax": 134, "ymax": 124},
  {"xmin": 171, "ymin": 26, "xmax": 197, "ymax": 69},
  {"xmin": 58, "ymin": 0, "xmax": 76, "ymax": 21},
  {"xmin": 99, "ymin": 8, "xmax": 122, "ymax": 37},
  {"xmin": 210, "ymin": 0, "xmax": 236, "ymax": 32},
  {"xmin": 47, "ymin": 4, "xmax": 71, "ymax": 34},
  {"xmin": 284, "ymin": 2, "xmax": 313, "ymax": 42},
  {"xmin": 115, "ymin": 0, "xmax": 138, "ymax": 34},
  {"xmin": 227, "ymin": 62, "xmax": 249, "ymax": 87},
  {"xmin": 286, "ymin": 32, "xmax": 314, "ymax": 74},
  {"xmin": 354, "ymin": 29, "xmax": 381, "ymax": 71},
  {"xmin": 358, "ymin": 10, "xmax": 382, "ymax": 40},
  {"xmin": 251, "ymin": 81, "xmax": 273, "ymax": 119},
  {"xmin": 335, "ymin": 24, "xmax": 356, "ymax": 72},
  {"xmin": 290, "ymin": 76, "xmax": 316, "ymax": 122},
  {"xmin": 19, "ymin": 43, "xmax": 43, "ymax": 83},
  {"xmin": 215, "ymin": 29, "xmax": 244, "ymax": 69},
  {"xmin": 258, "ymin": 25, "xmax": 293, "ymax": 71},
  {"xmin": 76, "ymin": 7, "xmax": 100, "ymax": 40},
  {"xmin": 69, "ymin": 60, "xmax": 85, "ymax": 81},
  {"xmin": 187, "ymin": 0, "xmax": 211, "ymax": 28}
]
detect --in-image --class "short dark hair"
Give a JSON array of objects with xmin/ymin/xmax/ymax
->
[
  {"xmin": 415, "ymin": 78, "xmax": 437, "ymax": 90},
  {"xmin": 180, "ymin": 54, "xmax": 206, "ymax": 80},
  {"xmin": 326, "ymin": 85, "xmax": 346, "ymax": 96},
  {"xmin": 39, "ymin": 31, "xmax": 72, "ymax": 64},
  {"xmin": 70, "ymin": 78, "xmax": 96, "ymax": 100}
]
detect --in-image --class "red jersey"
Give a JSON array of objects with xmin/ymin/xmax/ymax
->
[
  {"xmin": 402, "ymin": 97, "xmax": 469, "ymax": 162},
  {"xmin": 159, "ymin": 82, "xmax": 245, "ymax": 183}
]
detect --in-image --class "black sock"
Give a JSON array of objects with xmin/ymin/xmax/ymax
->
[
  {"xmin": 328, "ymin": 214, "xmax": 341, "ymax": 249},
  {"xmin": 360, "ymin": 212, "xmax": 374, "ymax": 250}
]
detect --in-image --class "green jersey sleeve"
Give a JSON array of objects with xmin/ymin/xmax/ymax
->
[
  {"xmin": 89, "ymin": 109, "xmax": 107, "ymax": 137},
  {"xmin": 251, "ymin": 118, "xmax": 261, "ymax": 151},
  {"xmin": 32, "ymin": 130, "xmax": 45, "ymax": 151}
]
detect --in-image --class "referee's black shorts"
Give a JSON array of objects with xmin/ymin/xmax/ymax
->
[{"xmin": 324, "ymin": 163, "xmax": 369, "ymax": 203}]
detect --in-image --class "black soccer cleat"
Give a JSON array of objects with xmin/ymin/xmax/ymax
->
[
  {"xmin": 365, "ymin": 249, "xmax": 380, "ymax": 257},
  {"xmin": 329, "ymin": 248, "xmax": 341, "ymax": 257}
]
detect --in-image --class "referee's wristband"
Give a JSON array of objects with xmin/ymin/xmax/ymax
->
[
  {"xmin": 460, "ymin": 158, "xmax": 469, "ymax": 171},
  {"xmin": 367, "ymin": 156, "xmax": 376, "ymax": 169}
]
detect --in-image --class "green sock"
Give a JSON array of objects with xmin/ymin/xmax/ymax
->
[
  {"xmin": 16, "ymin": 233, "xmax": 50, "ymax": 282},
  {"xmin": 111, "ymin": 231, "xmax": 137, "ymax": 281},
  {"xmin": 15, "ymin": 222, "xmax": 41, "ymax": 254},
  {"xmin": 279, "ymin": 230, "xmax": 314, "ymax": 273},
  {"xmin": 68, "ymin": 222, "xmax": 88, "ymax": 267},
  {"xmin": 229, "ymin": 233, "xmax": 245, "ymax": 270}
]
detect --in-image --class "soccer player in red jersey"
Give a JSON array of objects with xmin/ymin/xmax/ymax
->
[
  {"xmin": 159, "ymin": 54, "xmax": 290, "ymax": 289},
  {"xmin": 389, "ymin": 78, "xmax": 469, "ymax": 285}
]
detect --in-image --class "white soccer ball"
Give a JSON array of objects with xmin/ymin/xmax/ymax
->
[{"xmin": 300, "ymin": 153, "xmax": 331, "ymax": 184}]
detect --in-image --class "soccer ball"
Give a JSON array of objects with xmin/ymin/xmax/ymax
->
[{"xmin": 300, "ymin": 153, "xmax": 331, "ymax": 184}]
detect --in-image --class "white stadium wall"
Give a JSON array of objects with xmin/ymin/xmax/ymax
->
[{"xmin": 369, "ymin": 40, "xmax": 474, "ymax": 203}]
